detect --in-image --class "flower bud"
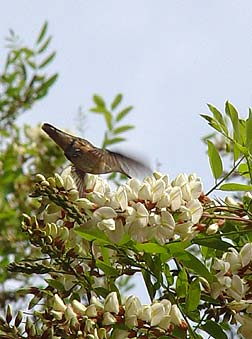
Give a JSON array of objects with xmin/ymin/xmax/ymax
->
[
  {"xmin": 55, "ymin": 173, "xmax": 64, "ymax": 188},
  {"xmin": 35, "ymin": 174, "xmax": 46, "ymax": 182}
]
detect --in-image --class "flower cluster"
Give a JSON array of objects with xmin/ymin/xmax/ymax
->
[
  {"xmin": 211, "ymin": 243, "xmax": 252, "ymax": 338},
  {"xmin": 36, "ymin": 171, "xmax": 203, "ymax": 245},
  {"xmin": 50, "ymin": 292, "xmax": 186, "ymax": 338}
]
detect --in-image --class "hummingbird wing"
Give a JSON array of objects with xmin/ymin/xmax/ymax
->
[
  {"xmin": 106, "ymin": 150, "xmax": 152, "ymax": 179},
  {"xmin": 61, "ymin": 165, "xmax": 87, "ymax": 197}
]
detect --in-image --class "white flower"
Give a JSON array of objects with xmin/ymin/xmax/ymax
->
[
  {"xmin": 151, "ymin": 178, "xmax": 166, "ymax": 203},
  {"xmin": 139, "ymin": 305, "xmax": 151, "ymax": 322},
  {"xmin": 212, "ymin": 258, "xmax": 230, "ymax": 276},
  {"xmin": 172, "ymin": 173, "xmax": 192, "ymax": 201},
  {"xmin": 76, "ymin": 198, "xmax": 97, "ymax": 210},
  {"xmin": 90, "ymin": 296, "xmax": 104, "ymax": 310},
  {"xmin": 186, "ymin": 199, "xmax": 203, "ymax": 224},
  {"xmin": 116, "ymin": 186, "xmax": 128, "ymax": 210},
  {"xmin": 170, "ymin": 304, "xmax": 183, "ymax": 326},
  {"xmin": 150, "ymin": 303, "xmax": 165, "ymax": 326},
  {"xmin": 125, "ymin": 314, "xmax": 138, "ymax": 327},
  {"xmin": 240, "ymin": 243, "xmax": 252, "ymax": 267},
  {"xmin": 138, "ymin": 182, "xmax": 152, "ymax": 201},
  {"xmin": 104, "ymin": 292, "xmax": 119, "ymax": 314},
  {"xmin": 227, "ymin": 275, "xmax": 246, "ymax": 301},
  {"xmin": 168, "ymin": 187, "xmax": 183, "ymax": 211},
  {"xmin": 106, "ymin": 219, "xmax": 125, "ymax": 243},
  {"xmin": 125, "ymin": 295, "xmax": 142, "ymax": 317},
  {"xmin": 126, "ymin": 202, "xmax": 149, "ymax": 228},
  {"xmin": 174, "ymin": 221, "xmax": 198, "ymax": 241},
  {"xmin": 223, "ymin": 248, "xmax": 241, "ymax": 274},
  {"xmin": 211, "ymin": 281, "xmax": 225, "ymax": 299},
  {"xmin": 84, "ymin": 174, "xmax": 110, "ymax": 194},
  {"xmin": 102, "ymin": 312, "xmax": 117, "ymax": 325},
  {"xmin": 85, "ymin": 304, "xmax": 98, "ymax": 317},
  {"xmin": 65, "ymin": 305, "xmax": 77, "ymax": 321},
  {"xmin": 206, "ymin": 223, "xmax": 219, "ymax": 235},
  {"xmin": 94, "ymin": 206, "xmax": 117, "ymax": 220},
  {"xmin": 188, "ymin": 173, "xmax": 203, "ymax": 199},
  {"xmin": 53, "ymin": 294, "xmax": 66, "ymax": 312},
  {"xmin": 71, "ymin": 300, "xmax": 86, "ymax": 315},
  {"xmin": 124, "ymin": 178, "xmax": 141, "ymax": 200},
  {"xmin": 97, "ymin": 218, "xmax": 115, "ymax": 231},
  {"xmin": 156, "ymin": 192, "xmax": 170, "ymax": 208},
  {"xmin": 235, "ymin": 314, "xmax": 252, "ymax": 339}
]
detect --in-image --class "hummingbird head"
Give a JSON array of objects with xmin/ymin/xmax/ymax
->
[
  {"xmin": 42, "ymin": 123, "xmax": 99, "ymax": 171},
  {"xmin": 42, "ymin": 123, "xmax": 75, "ymax": 151}
]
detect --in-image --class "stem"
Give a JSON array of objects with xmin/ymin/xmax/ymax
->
[
  {"xmin": 206, "ymin": 156, "xmax": 245, "ymax": 196},
  {"xmin": 202, "ymin": 212, "xmax": 252, "ymax": 224}
]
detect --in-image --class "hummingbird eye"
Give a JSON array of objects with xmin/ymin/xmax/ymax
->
[{"xmin": 72, "ymin": 148, "xmax": 81, "ymax": 158}]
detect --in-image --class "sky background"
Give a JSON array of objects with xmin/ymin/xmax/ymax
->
[{"xmin": 2, "ymin": 1, "xmax": 252, "ymax": 302}]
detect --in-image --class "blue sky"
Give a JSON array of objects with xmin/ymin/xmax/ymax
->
[{"xmin": 2, "ymin": 1, "xmax": 252, "ymax": 301}]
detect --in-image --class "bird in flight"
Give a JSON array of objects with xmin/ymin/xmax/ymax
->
[{"xmin": 42, "ymin": 123, "xmax": 151, "ymax": 194}]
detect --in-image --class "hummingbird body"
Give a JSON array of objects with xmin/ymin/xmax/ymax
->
[{"xmin": 42, "ymin": 123, "xmax": 151, "ymax": 193}]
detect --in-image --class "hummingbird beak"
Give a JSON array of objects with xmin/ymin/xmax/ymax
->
[{"xmin": 42, "ymin": 123, "xmax": 74, "ymax": 152}]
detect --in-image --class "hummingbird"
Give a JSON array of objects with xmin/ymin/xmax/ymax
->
[{"xmin": 42, "ymin": 123, "xmax": 151, "ymax": 194}]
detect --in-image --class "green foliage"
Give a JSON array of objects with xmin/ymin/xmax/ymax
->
[
  {"xmin": 0, "ymin": 22, "xmax": 64, "ymax": 310},
  {"xmin": 202, "ymin": 101, "xmax": 252, "ymax": 194},
  {"xmin": 0, "ymin": 21, "xmax": 58, "ymax": 131},
  {"xmin": 90, "ymin": 93, "xmax": 134, "ymax": 148},
  {"xmin": 90, "ymin": 93, "xmax": 135, "ymax": 184}
]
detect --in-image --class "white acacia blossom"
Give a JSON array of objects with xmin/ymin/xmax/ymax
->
[
  {"xmin": 211, "ymin": 243, "xmax": 252, "ymax": 338},
  {"xmin": 51, "ymin": 293, "xmax": 186, "ymax": 337},
  {"xmin": 68, "ymin": 172, "xmax": 204, "ymax": 244}
]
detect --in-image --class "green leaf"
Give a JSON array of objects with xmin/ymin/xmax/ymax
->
[
  {"xmin": 75, "ymin": 227, "xmax": 112, "ymax": 244},
  {"xmin": 201, "ymin": 320, "xmax": 228, "ymax": 339},
  {"xmin": 176, "ymin": 269, "xmax": 188, "ymax": 298},
  {"xmin": 186, "ymin": 278, "xmax": 200, "ymax": 312},
  {"xmin": 201, "ymin": 114, "xmax": 224, "ymax": 134},
  {"xmin": 207, "ymin": 104, "xmax": 223, "ymax": 123},
  {"xmin": 238, "ymin": 163, "xmax": 250, "ymax": 179},
  {"xmin": 116, "ymin": 106, "xmax": 133, "ymax": 122},
  {"xmin": 37, "ymin": 74, "xmax": 58, "ymax": 93},
  {"xmin": 207, "ymin": 140, "xmax": 223, "ymax": 179},
  {"xmin": 39, "ymin": 51, "xmax": 56, "ymax": 69},
  {"xmin": 192, "ymin": 238, "xmax": 232, "ymax": 251},
  {"xmin": 246, "ymin": 108, "xmax": 252, "ymax": 154},
  {"xmin": 135, "ymin": 243, "xmax": 168, "ymax": 254},
  {"xmin": 93, "ymin": 94, "xmax": 106, "ymax": 108},
  {"xmin": 220, "ymin": 183, "xmax": 252, "ymax": 191},
  {"xmin": 207, "ymin": 104, "xmax": 228, "ymax": 134},
  {"xmin": 90, "ymin": 107, "xmax": 108, "ymax": 114},
  {"xmin": 104, "ymin": 110, "xmax": 112, "ymax": 130},
  {"xmin": 27, "ymin": 60, "xmax": 36, "ymax": 69},
  {"xmin": 142, "ymin": 269, "xmax": 156, "ymax": 300},
  {"xmin": 36, "ymin": 21, "xmax": 48, "ymax": 44},
  {"xmin": 96, "ymin": 259, "xmax": 119, "ymax": 276},
  {"xmin": 105, "ymin": 137, "xmax": 125, "ymax": 146},
  {"xmin": 225, "ymin": 101, "xmax": 240, "ymax": 142},
  {"xmin": 38, "ymin": 36, "xmax": 52, "ymax": 54},
  {"xmin": 111, "ymin": 94, "xmax": 122, "ymax": 110},
  {"xmin": 169, "ymin": 247, "xmax": 213, "ymax": 282},
  {"xmin": 113, "ymin": 125, "xmax": 134, "ymax": 135},
  {"xmin": 45, "ymin": 278, "xmax": 64, "ymax": 291}
]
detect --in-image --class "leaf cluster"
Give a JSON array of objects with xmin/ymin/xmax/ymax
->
[{"xmin": 0, "ymin": 22, "xmax": 58, "ymax": 131}]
